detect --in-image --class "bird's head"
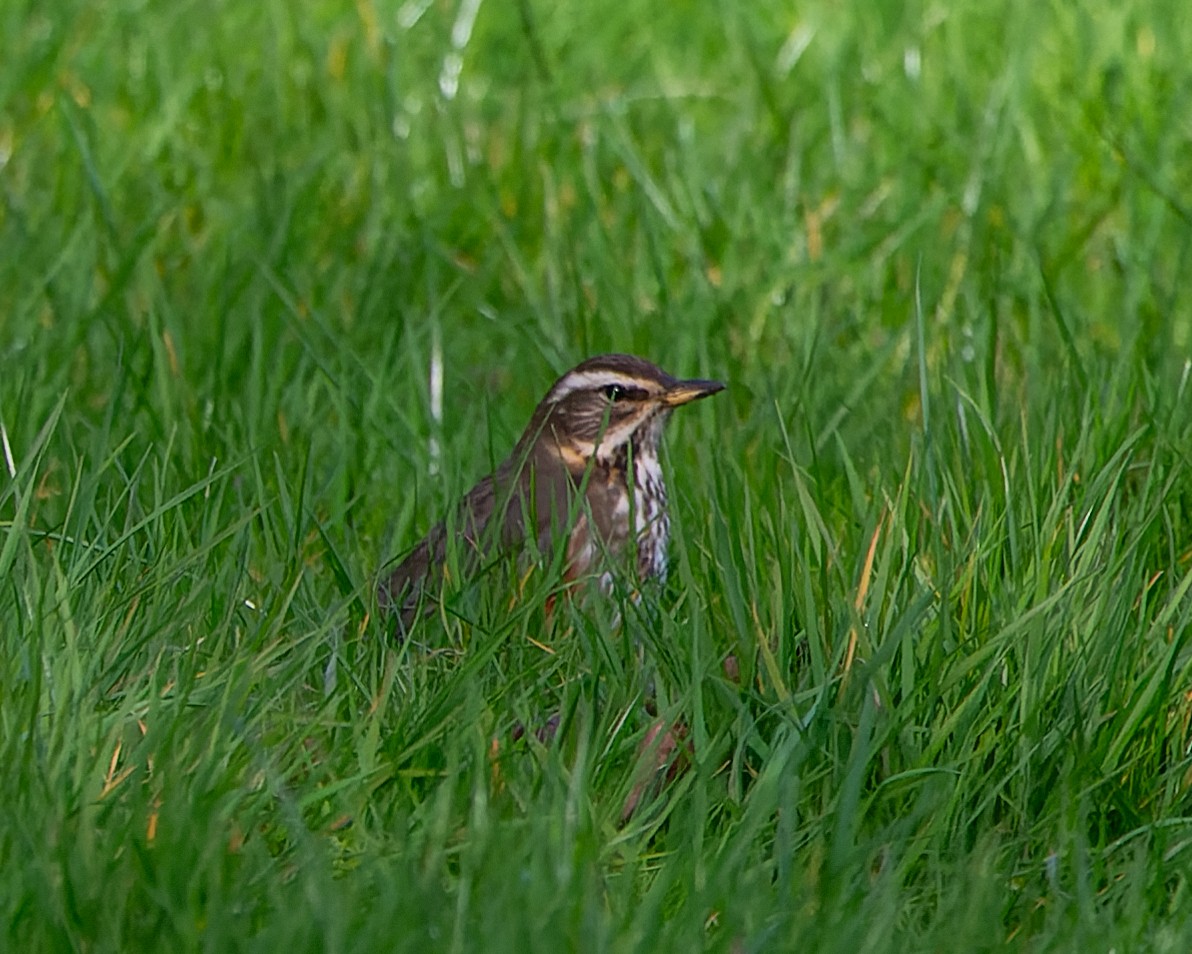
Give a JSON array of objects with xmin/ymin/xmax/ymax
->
[{"xmin": 524, "ymin": 354, "xmax": 724, "ymax": 466}]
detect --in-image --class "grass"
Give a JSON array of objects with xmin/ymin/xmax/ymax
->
[{"xmin": 3, "ymin": 0, "xmax": 1192, "ymax": 949}]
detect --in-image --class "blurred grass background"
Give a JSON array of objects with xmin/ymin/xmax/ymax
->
[{"xmin": 3, "ymin": 0, "xmax": 1192, "ymax": 949}]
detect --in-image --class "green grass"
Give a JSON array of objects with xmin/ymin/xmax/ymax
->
[{"xmin": 4, "ymin": 0, "xmax": 1192, "ymax": 949}]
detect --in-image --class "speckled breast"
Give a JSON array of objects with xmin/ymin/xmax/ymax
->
[{"xmin": 632, "ymin": 450, "xmax": 670, "ymax": 583}]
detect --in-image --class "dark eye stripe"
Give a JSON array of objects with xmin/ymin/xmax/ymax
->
[{"xmin": 602, "ymin": 384, "xmax": 647, "ymax": 402}]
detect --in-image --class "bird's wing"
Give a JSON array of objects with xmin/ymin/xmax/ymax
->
[
  {"xmin": 377, "ymin": 447, "xmax": 584, "ymax": 635},
  {"xmin": 517, "ymin": 445, "xmax": 581, "ymax": 555},
  {"xmin": 377, "ymin": 473, "xmax": 499, "ymax": 632}
]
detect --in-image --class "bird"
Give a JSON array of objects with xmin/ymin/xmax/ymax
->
[{"xmin": 378, "ymin": 353, "xmax": 724, "ymax": 633}]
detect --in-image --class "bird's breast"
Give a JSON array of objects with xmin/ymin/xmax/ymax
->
[
  {"xmin": 632, "ymin": 452, "xmax": 670, "ymax": 583},
  {"xmin": 568, "ymin": 448, "xmax": 671, "ymax": 585}
]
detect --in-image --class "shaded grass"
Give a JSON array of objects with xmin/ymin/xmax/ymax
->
[{"xmin": 3, "ymin": 0, "xmax": 1192, "ymax": 949}]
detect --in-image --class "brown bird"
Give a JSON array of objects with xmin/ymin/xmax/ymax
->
[{"xmin": 378, "ymin": 353, "xmax": 724, "ymax": 632}]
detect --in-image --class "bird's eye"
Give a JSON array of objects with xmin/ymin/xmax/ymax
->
[{"xmin": 602, "ymin": 384, "xmax": 625, "ymax": 401}]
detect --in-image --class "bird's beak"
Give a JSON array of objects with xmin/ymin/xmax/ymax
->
[{"xmin": 663, "ymin": 378, "xmax": 726, "ymax": 407}]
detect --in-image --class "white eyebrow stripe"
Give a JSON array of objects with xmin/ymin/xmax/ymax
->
[{"xmin": 547, "ymin": 370, "xmax": 656, "ymax": 402}]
